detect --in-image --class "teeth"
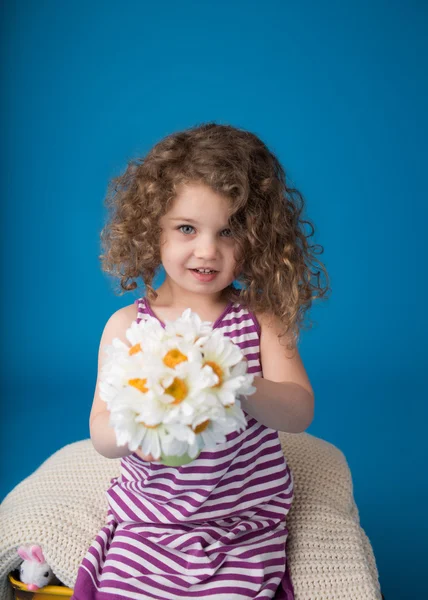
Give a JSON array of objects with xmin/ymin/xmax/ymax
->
[{"xmin": 195, "ymin": 269, "xmax": 215, "ymax": 273}]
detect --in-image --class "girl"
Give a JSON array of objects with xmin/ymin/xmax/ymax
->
[{"xmin": 72, "ymin": 122, "xmax": 330, "ymax": 600}]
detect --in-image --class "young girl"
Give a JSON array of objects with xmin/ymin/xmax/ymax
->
[{"xmin": 72, "ymin": 122, "xmax": 330, "ymax": 600}]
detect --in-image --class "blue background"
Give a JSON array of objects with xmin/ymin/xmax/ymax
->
[{"xmin": 1, "ymin": 1, "xmax": 427, "ymax": 598}]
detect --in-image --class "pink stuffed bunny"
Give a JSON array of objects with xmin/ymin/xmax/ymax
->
[{"xmin": 17, "ymin": 544, "xmax": 55, "ymax": 591}]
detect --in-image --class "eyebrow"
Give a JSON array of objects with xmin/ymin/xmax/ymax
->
[
  {"xmin": 169, "ymin": 217, "xmax": 229, "ymax": 226},
  {"xmin": 169, "ymin": 217, "xmax": 200, "ymax": 223}
]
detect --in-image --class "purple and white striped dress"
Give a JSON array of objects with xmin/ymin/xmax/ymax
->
[{"xmin": 73, "ymin": 296, "xmax": 295, "ymax": 600}]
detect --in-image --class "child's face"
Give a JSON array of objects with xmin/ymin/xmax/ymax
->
[{"xmin": 159, "ymin": 182, "xmax": 239, "ymax": 302}]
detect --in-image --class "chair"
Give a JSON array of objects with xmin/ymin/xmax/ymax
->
[{"xmin": 0, "ymin": 432, "xmax": 383, "ymax": 599}]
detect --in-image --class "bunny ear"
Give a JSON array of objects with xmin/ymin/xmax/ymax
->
[
  {"xmin": 29, "ymin": 544, "xmax": 45, "ymax": 564},
  {"xmin": 17, "ymin": 546, "xmax": 32, "ymax": 561}
]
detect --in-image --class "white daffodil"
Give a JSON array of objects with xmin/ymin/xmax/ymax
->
[
  {"xmin": 202, "ymin": 329, "xmax": 244, "ymax": 365},
  {"xmin": 137, "ymin": 426, "xmax": 164, "ymax": 458},
  {"xmin": 108, "ymin": 405, "xmax": 145, "ymax": 450},
  {"xmin": 162, "ymin": 336, "xmax": 206, "ymax": 370},
  {"xmin": 160, "ymin": 431, "xmax": 192, "ymax": 458},
  {"xmin": 100, "ymin": 337, "xmax": 150, "ymax": 394},
  {"xmin": 101, "ymin": 338, "xmax": 130, "ymax": 373},
  {"xmin": 223, "ymin": 397, "xmax": 249, "ymax": 432},
  {"xmin": 125, "ymin": 316, "xmax": 166, "ymax": 356},
  {"xmin": 110, "ymin": 404, "xmax": 165, "ymax": 459},
  {"xmin": 98, "ymin": 379, "xmax": 122, "ymax": 410},
  {"xmin": 229, "ymin": 359, "xmax": 257, "ymax": 395},
  {"xmin": 98, "ymin": 309, "xmax": 256, "ymax": 465},
  {"xmin": 162, "ymin": 415, "xmax": 231, "ymax": 459},
  {"xmin": 163, "ymin": 308, "xmax": 213, "ymax": 345},
  {"xmin": 122, "ymin": 387, "xmax": 166, "ymax": 427},
  {"xmin": 108, "ymin": 387, "xmax": 168, "ymax": 459},
  {"xmin": 160, "ymin": 359, "xmax": 220, "ymax": 426},
  {"xmin": 198, "ymin": 330, "xmax": 256, "ymax": 407}
]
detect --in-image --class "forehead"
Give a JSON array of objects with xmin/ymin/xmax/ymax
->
[{"xmin": 166, "ymin": 183, "xmax": 232, "ymax": 219}]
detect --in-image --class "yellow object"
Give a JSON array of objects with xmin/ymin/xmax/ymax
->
[{"xmin": 8, "ymin": 572, "xmax": 73, "ymax": 598}]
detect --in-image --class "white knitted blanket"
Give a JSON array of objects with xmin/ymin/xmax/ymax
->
[{"xmin": 0, "ymin": 432, "xmax": 382, "ymax": 600}]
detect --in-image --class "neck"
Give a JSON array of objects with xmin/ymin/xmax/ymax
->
[{"xmin": 153, "ymin": 280, "xmax": 235, "ymax": 310}]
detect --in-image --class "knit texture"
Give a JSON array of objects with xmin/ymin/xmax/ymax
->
[{"xmin": 0, "ymin": 433, "xmax": 382, "ymax": 600}]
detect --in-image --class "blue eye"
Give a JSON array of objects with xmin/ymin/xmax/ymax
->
[
  {"xmin": 177, "ymin": 225, "xmax": 233, "ymax": 237},
  {"xmin": 178, "ymin": 225, "xmax": 195, "ymax": 235}
]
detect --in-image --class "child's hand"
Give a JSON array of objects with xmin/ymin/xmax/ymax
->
[{"xmin": 132, "ymin": 447, "xmax": 160, "ymax": 462}]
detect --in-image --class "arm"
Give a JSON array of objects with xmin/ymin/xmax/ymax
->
[
  {"xmin": 89, "ymin": 305, "xmax": 156, "ymax": 460},
  {"xmin": 239, "ymin": 312, "xmax": 315, "ymax": 434}
]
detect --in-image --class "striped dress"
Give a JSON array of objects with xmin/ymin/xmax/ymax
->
[{"xmin": 72, "ymin": 296, "xmax": 295, "ymax": 600}]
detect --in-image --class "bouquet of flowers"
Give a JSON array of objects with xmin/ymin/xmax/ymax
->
[{"xmin": 99, "ymin": 308, "xmax": 256, "ymax": 466}]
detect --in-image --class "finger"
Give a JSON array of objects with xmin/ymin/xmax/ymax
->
[{"xmin": 134, "ymin": 450, "xmax": 159, "ymax": 462}]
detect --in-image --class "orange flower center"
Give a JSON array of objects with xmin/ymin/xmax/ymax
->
[
  {"xmin": 136, "ymin": 420, "xmax": 158, "ymax": 429},
  {"xmin": 163, "ymin": 348, "xmax": 188, "ymax": 368},
  {"xmin": 164, "ymin": 377, "xmax": 188, "ymax": 404},
  {"xmin": 192, "ymin": 420, "xmax": 210, "ymax": 434},
  {"xmin": 204, "ymin": 360, "xmax": 223, "ymax": 388},
  {"xmin": 129, "ymin": 343, "xmax": 142, "ymax": 356},
  {"xmin": 128, "ymin": 378, "xmax": 149, "ymax": 393}
]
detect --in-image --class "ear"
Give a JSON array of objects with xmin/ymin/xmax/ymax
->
[
  {"xmin": 29, "ymin": 544, "xmax": 45, "ymax": 564},
  {"xmin": 17, "ymin": 546, "xmax": 31, "ymax": 561}
]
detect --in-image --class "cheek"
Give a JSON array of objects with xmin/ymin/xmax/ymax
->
[
  {"xmin": 159, "ymin": 233, "xmax": 174, "ymax": 256},
  {"xmin": 228, "ymin": 247, "xmax": 239, "ymax": 265},
  {"xmin": 161, "ymin": 243, "xmax": 188, "ymax": 267},
  {"xmin": 159, "ymin": 230, "xmax": 168, "ymax": 249}
]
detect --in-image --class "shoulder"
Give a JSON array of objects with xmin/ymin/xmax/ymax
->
[
  {"xmin": 110, "ymin": 301, "xmax": 138, "ymax": 324},
  {"xmin": 100, "ymin": 302, "xmax": 138, "ymax": 343},
  {"xmin": 254, "ymin": 310, "xmax": 314, "ymax": 397},
  {"xmin": 255, "ymin": 311, "xmax": 288, "ymax": 337}
]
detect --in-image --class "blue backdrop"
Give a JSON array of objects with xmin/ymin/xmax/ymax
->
[{"xmin": 1, "ymin": 1, "xmax": 426, "ymax": 598}]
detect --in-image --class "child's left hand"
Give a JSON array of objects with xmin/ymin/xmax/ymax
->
[{"xmin": 133, "ymin": 448, "xmax": 160, "ymax": 462}]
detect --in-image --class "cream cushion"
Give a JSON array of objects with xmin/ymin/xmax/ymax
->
[{"xmin": 0, "ymin": 433, "xmax": 382, "ymax": 600}]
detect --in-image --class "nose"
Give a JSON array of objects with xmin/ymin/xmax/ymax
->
[{"xmin": 194, "ymin": 234, "xmax": 218, "ymax": 259}]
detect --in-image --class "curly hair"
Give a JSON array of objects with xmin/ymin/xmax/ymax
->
[{"xmin": 100, "ymin": 122, "xmax": 331, "ymax": 351}]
